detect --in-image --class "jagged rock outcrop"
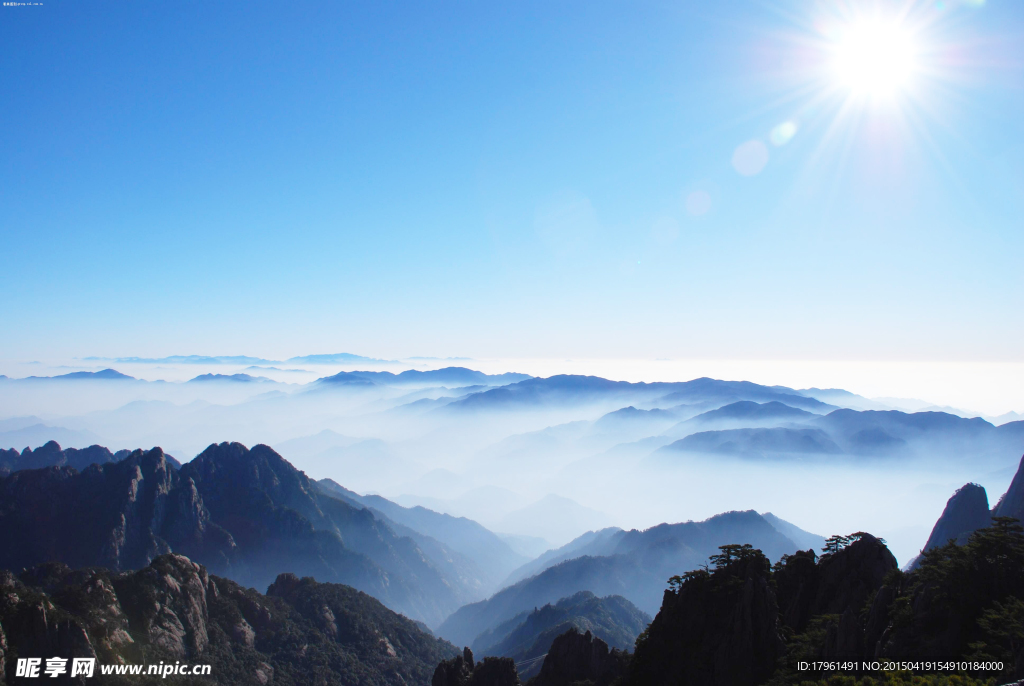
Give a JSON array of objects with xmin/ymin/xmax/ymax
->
[
  {"xmin": 774, "ymin": 533, "xmax": 897, "ymax": 658},
  {"xmin": 532, "ymin": 627, "xmax": 629, "ymax": 686},
  {"xmin": 468, "ymin": 657, "xmax": 520, "ymax": 686},
  {"xmin": 433, "ymin": 647, "xmax": 476, "ymax": 686},
  {"xmin": 994, "ymin": 454, "xmax": 1024, "ymax": 521},
  {"xmin": 432, "ymin": 648, "xmax": 520, "ymax": 686},
  {"xmin": 113, "ymin": 554, "xmax": 212, "ymax": 658},
  {"xmin": 1, "ymin": 554, "xmax": 458, "ymax": 685},
  {"xmin": 627, "ymin": 552, "xmax": 783, "ymax": 686}
]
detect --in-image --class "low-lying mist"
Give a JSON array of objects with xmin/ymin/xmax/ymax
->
[{"xmin": 2, "ymin": 361, "xmax": 1022, "ymax": 568}]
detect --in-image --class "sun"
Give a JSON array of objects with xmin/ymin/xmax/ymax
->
[{"xmin": 832, "ymin": 19, "xmax": 918, "ymax": 97}]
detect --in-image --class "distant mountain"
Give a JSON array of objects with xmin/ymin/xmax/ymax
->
[
  {"xmin": 0, "ymin": 439, "xmax": 173, "ymax": 475},
  {"xmin": 445, "ymin": 375, "xmax": 835, "ymax": 414},
  {"xmin": 0, "ymin": 442, "xmax": 480, "ymax": 626},
  {"xmin": 796, "ymin": 387, "xmax": 894, "ymax": 411},
  {"xmin": 591, "ymin": 406, "xmax": 684, "ymax": 437},
  {"xmin": 813, "ymin": 409, "xmax": 997, "ymax": 454},
  {"xmin": 476, "ymin": 591, "xmax": 650, "ymax": 680},
  {"xmin": 498, "ymin": 533, "xmax": 552, "ymax": 560},
  {"xmin": 20, "ymin": 368, "xmax": 135, "ymax": 380},
  {"xmin": 0, "ymin": 423, "xmax": 105, "ymax": 451},
  {"xmin": 503, "ymin": 527, "xmax": 624, "ymax": 587},
  {"xmin": 275, "ymin": 429, "xmax": 361, "ymax": 456},
  {"xmin": 0, "ymin": 554, "xmax": 457, "ymax": 686},
  {"xmin": 296, "ymin": 439, "xmax": 421, "ymax": 492},
  {"xmin": 188, "ymin": 373, "xmax": 272, "ymax": 383},
  {"xmin": 760, "ymin": 512, "xmax": 827, "ymax": 552},
  {"xmin": 439, "ymin": 510, "xmax": 801, "ymax": 647},
  {"xmin": 97, "ymin": 355, "xmax": 278, "ymax": 365},
  {"xmin": 287, "ymin": 352, "xmax": 393, "ymax": 364},
  {"xmin": 667, "ymin": 401, "xmax": 815, "ymax": 436},
  {"xmin": 649, "ymin": 378, "xmax": 835, "ymax": 413},
  {"xmin": 497, "ymin": 494, "xmax": 613, "ymax": 547},
  {"xmin": 504, "ymin": 512, "xmax": 822, "ymax": 590},
  {"xmin": 316, "ymin": 478, "xmax": 528, "ymax": 596},
  {"xmin": 0, "ymin": 415, "xmax": 48, "ymax": 432},
  {"xmin": 316, "ymin": 366, "xmax": 531, "ymax": 388},
  {"xmin": 656, "ymin": 408, "xmax": 1023, "ymax": 462},
  {"xmin": 991, "ymin": 411, "xmax": 1024, "ymax": 426},
  {"xmin": 663, "ymin": 427, "xmax": 842, "ymax": 458},
  {"xmin": 1, "ymin": 440, "xmax": 125, "ymax": 475}
]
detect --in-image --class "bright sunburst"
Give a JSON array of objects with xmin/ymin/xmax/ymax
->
[{"xmin": 832, "ymin": 19, "xmax": 918, "ymax": 97}]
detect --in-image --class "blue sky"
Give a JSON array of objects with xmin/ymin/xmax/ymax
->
[{"xmin": 2, "ymin": 0, "xmax": 1022, "ymax": 362}]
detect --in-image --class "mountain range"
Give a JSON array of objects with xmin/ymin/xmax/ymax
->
[
  {"xmin": 437, "ymin": 509, "xmax": 821, "ymax": 648},
  {"xmin": 0, "ymin": 441, "xmax": 495, "ymax": 627},
  {"xmin": 477, "ymin": 590, "xmax": 649, "ymax": 679}
]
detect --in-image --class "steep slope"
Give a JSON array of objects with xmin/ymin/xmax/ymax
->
[
  {"xmin": 0, "ymin": 554, "xmax": 458, "ymax": 685},
  {"xmin": 502, "ymin": 528, "xmax": 623, "ymax": 587},
  {"xmin": 921, "ymin": 483, "xmax": 992, "ymax": 551},
  {"xmin": 907, "ymin": 454, "xmax": 1024, "ymax": 569},
  {"xmin": 179, "ymin": 442, "xmax": 473, "ymax": 624},
  {"xmin": 439, "ymin": 555, "xmax": 647, "ymax": 650},
  {"xmin": 0, "ymin": 442, "xmax": 476, "ymax": 626},
  {"xmin": 994, "ymin": 453, "xmax": 1024, "ymax": 521},
  {"xmin": 317, "ymin": 478, "xmax": 528, "ymax": 593},
  {"xmin": 761, "ymin": 512, "xmax": 827, "ymax": 552}
]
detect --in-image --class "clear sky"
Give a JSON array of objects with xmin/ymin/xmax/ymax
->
[{"xmin": 2, "ymin": 0, "xmax": 1022, "ymax": 363}]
